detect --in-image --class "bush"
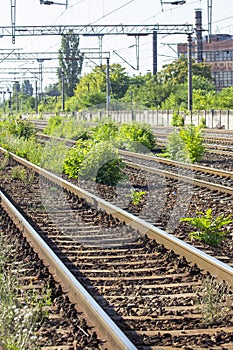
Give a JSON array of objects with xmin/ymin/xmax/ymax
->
[
  {"xmin": 63, "ymin": 140, "xmax": 93, "ymax": 179},
  {"xmin": 171, "ymin": 111, "xmax": 184, "ymax": 126},
  {"xmin": 91, "ymin": 119, "xmax": 119, "ymax": 142},
  {"xmin": 166, "ymin": 124, "xmax": 205, "ymax": 163},
  {"xmin": 5, "ymin": 117, "xmax": 36, "ymax": 140},
  {"xmin": 44, "ymin": 116, "xmax": 89, "ymax": 141},
  {"xmin": 117, "ymin": 122, "xmax": 156, "ymax": 152},
  {"xmin": 63, "ymin": 140, "xmax": 126, "ymax": 186},
  {"xmin": 43, "ymin": 115, "xmax": 62, "ymax": 135}
]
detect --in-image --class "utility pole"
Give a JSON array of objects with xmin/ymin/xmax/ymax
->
[
  {"xmin": 61, "ymin": 71, "xmax": 65, "ymax": 112},
  {"xmin": 10, "ymin": 0, "xmax": 16, "ymax": 44},
  {"xmin": 187, "ymin": 34, "xmax": 192, "ymax": 121},
  {"xmin": 106, "ymin": 58, "xmax": 110, "ymax": 117},
  {"xmin": 207, "ymin": 0, "xmax": 212, "ymax": 43},
  {"xmin": 7, "ymin": 88, "xmax": 12, "ymax": 111},
  {"xmin": 37, "ymin": 58, "xmax": 52, "ymax": 101},
  {"xmin": 35, "ymin": 80, "xmax": 38, "ymax": 114}
]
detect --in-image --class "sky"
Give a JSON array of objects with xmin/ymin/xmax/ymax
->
[{"xmin": 0, "ymin": 0, "xmax": 232, "ymax": 92}]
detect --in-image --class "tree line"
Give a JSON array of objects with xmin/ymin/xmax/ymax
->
[{"xmin": 1, "ymin": 31, "xmax": 233, "ymax": 115}]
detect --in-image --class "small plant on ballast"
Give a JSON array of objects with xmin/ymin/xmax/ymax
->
[
  {"xmin": 128, "ymin": 189, "xmax": 146, "ymax": 206},
  {"xmin": 180, "ymin": 208, "xmax": 233, "ymax": 246},
  {"xmin": 196, "ymin": 275, "xmax": 232, "ymax": 325},
  {"xmin": 11, "ymin": 166, "xmax": 27, "ymax": 181},
  {"xmin": 0, "ymin": 157, "xmax": 9, "ymax": 171}
]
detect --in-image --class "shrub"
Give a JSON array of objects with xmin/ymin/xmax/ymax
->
[
  {"xmin": 43, "ymin": 115, "xmax": 62, "ymax": 135},
  {"xmin": 5, "ymin": 118, "xmax": 36, "ymax": 140},
  {"xmin": 79, "ymin": 141, "xmax": 126, "ymax": 186},
  {"xmin": 166, "ymin": 124, "xmax": 205, "ymax": 163},
  {"xmin": 166, "ymin": 130, "xmax": 188, "ymax": 162},
  {"xmin": 91, "ymin": 119, "xmax": 119, "ymax": 142},
  {"xmin": 171, "ymin": 111, "xmax": 184, "ymax": 127},
  {"xmin": 63, "ymin": 140, "xmax": 126, "ymax": 186},
  {"xmin": 117, "ymin": 122, "xmax": 156, "ymax": 152},
  {"xmin": 44, "ymin": 116, "xmax": 89, "ymax": 141},
  {"xmin": 63, "ymin": 140, "xmax": 93, "ymax": 179}
]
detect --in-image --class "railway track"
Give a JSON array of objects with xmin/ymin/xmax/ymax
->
[
  {"xmin": 34, "ymin": 133, "xmax": 233, "ymax": 263},
  {"xmin": 35, "ymin": 132, "xmax": 233, "ymax": 190},
  {"xmin": 0, "ymin": 195, "xmax": 107, "ymax": 350},
  {"xmin": 119, "ymin": 149, "xmax": 233, "ymax": 188},
  {"xmin": 33, "ymin": 118, "xmax": 233, "ymax": 159},
  {"xmin": 0, "ymin": 147, "xmax": 233, "ymax": 349}
]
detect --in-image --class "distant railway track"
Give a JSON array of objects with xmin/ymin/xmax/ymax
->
[
  {"xmin": 119, "ymin": 149, "xmax": 233, "ymax": 189},
  {"xmin": 0, "ymin": 147, "xmax": 233, "ymax": 349},
  {"xmin": 31, "ymin": 118, "xmax": 233, "ymax": 156},
  {"xmin": 36, "ymin": 132, "xmax": 233, "ymax": 187}
]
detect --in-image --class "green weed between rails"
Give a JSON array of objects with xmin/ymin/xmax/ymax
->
[
  {"xmin": 128, "ymin": 189, "xmax": 146, "ymax": 206},
  {"xmin": 0, "ymin": 157, "xmax": 9, "ymax": 171},
  {"xmin": 0, "ymin": 230, "xmax": 52, "ymax": 350},
  {"xmin": 180, "ymin": 208, "xmax": 233, "ymax": 246},
  {"xmin": 14, "ymin": 168, "xmax": 35, "ymax": 186},
  {"xmin": 196, "ymin": 275, "xmax": 232, "ymax": 325},
  {"xmin": 10, "ymin": 166, "xmax": 27, "ymax": 181}
]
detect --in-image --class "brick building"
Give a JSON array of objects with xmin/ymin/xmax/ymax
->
[
  {"xmin": 177, "ymin": 10, "xmax": 233, "ymax": 91},
  {"xmin": 178, "ymin": 34, "xmax": 233, "ymax": 91}
]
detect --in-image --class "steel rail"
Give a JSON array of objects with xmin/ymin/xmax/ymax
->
[
  {"xmin": 0, "ymin": 190, "xmax": 137, "ymax": 350},
  {"xmin": 119, "ymin": 149, "xmax": 233, "ymax": 179},
  {"xmin": 1, "ymin": 147, "xmax": 233, "ymax": 287},
  {"xmin": 206, "ymin": 149, "xmax": 233, "ymax": 156},
  {"xmin": 123, "ymin": 160, "xmax": 233, "ymax": 195},
  {"xmin": 36, "ymin": 133, "xmax": 233, "ymax": 181}
]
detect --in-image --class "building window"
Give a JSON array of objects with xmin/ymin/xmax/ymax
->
[
  {"xmin": 218, "ymin": 51, "xmax": 223, "ymax": 61},
  {"xmin": 206, "ymin": 51, "xmax": 211, "ymax": 61}
]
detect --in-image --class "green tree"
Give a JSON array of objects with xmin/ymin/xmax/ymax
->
[
  {"xmin": 72, "ymin": 66, "xmax": 106, "ymax": 109},
  {"xmin": 162, "ymin": 75, "xmax": 216, "ymax": 111},
  {"xmin": 21, "ymin": 80, "xmax": 33, "ymax": 96},
  {"xmin": 123, "ymin": 72, "xmax": 166, "ymax": 109},
  {"xmin": 108, "ymin": 63, "xmax": 130, "ymax": 99},
  {"xmin": 57, "ymin": 31, "xmax": 84, "ymax": 97},
  {"xmin": 44, "ymin": 83, "xmax": 60, "ymax": 97},
  {"xmin": 158, "ymin": 55, "xmax": 212, "ymax": 86},
  {"xmin": 214, "ymin": 87, "xmax": 233, "ymax": 109},
  {"xmin": 72, "ymin": 63, "xmax": 130, "ymax": 110}
]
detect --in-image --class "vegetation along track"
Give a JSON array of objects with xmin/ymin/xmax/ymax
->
[
  {"xmin": 36, "ymin": 134, "xmax": 233, "ymax": 263},
  {"xmin": 32, "ymin": 120, "xmax": 233, "ymax": 156},
  {"xmin": 152, "ymin": 128, "xmax": 233, "ymax": 156},
  {"xmin": 21, "ymin": 128, "xmax": 233, "ymax": 263},
  {"xmin": 0, "ymin": 148, "xmax": 233, "ymax": 349}
]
